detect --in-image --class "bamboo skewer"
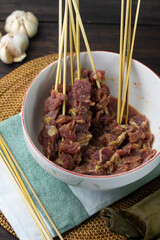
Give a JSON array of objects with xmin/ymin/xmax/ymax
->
[
  {"xmin": 117, "ymin": 0, "xmax": 125, "ymax": 124},
  {"xmin": 68, "ymin": 0, "xmax": 77, "ymax": 52},
  {"xmin": 122, "ymin": 0, "xmax": 130, "ymax": 85},
  {"xmin": 0, "ymin": 150, "xmax": 52, "ymax": 240},
  {"xmin": 71, "ymin": 0, "xmax": 95, "ymax": 73},
  {"xmin": 71, "ymin": 0, "xmax": 101, "ymax": 89},
  {"xmin": 62, "ymin": 0, "xmax": 68, "ymax": 116},
  {"xmin": 117, "ymin": 0, "xmax": 130, "ymax": 124},
  {"xmin": 76, "ymin": 0, "xmax": 81, "ymax": 80},
  {"xmin": 59, "ymin": 0, "xmax": 62, "ymax": 54},
  {"xmin": 55, "ymin": 4, "xmax": 68, "ymax": 91},
  {"xmin": 120, "ymin": 0, "xmax": 141, "ymax": 123},
  {"xmin": 69, "ymin": 10, "xmax": 74, "ymax": 85},
  {"xmin": 125, "ymin": 0, "xmax": 132, "ymax": 123},
  {"xmin": 119, "ymin": 0, "xmax": 131, "ymax": 123},
  {"xmin": 0, "ymin": 134, "xmax": 64, "ymax": 240},
  {"xmin": 58, "ymin": 0, "xmax": 63, "ymax": 84},
  {"xmin": 119, "ymin": 0, "xmax": 130, "ymax": 122}
]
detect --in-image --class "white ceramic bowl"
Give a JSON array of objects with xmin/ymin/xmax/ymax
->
[{"xmin": 22, "ymin": 51, "xmax": 160, "ymax": 190}]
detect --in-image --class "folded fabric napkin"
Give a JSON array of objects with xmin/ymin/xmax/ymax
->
[{"xmin": 0, "ymin": 113, "xmax": 160, "ymax": 240}]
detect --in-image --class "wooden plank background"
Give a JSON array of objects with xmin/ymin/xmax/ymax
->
[
  {"xmin": 0, "ymin": 0, "xmax": 159, "ymax": 80},
  {"xmin": 0, "ymin": 0, "xmax": 160, "ymax": 239}
]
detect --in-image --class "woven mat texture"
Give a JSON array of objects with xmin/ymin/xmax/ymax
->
[{"xmin": 0, "ymin": 53, "xmax": 160, "ymax": 240}]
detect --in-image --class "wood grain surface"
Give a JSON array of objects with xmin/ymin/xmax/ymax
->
[
  {"xmin": 0, "ymin": 0, "xmax": 160, "ymax": 239},
  {"xmin": 0, "ymin": 0, "xmax": 159, "ymax": 80}
]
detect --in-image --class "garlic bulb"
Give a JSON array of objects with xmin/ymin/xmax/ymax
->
[
  {"xmin": 4, "ymin": 10, "xmax": 39, "ymax": 38},
  {"xmin": 0, "ymin": 32, "xmax": 29, "ymax": 64}
]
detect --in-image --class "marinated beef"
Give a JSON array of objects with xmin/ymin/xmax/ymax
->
[{"xmin": 39, "ymin": 68, "xmax": 156, "ymax": 175}]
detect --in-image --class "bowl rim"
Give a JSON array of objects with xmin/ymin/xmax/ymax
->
[{"xmin": 21, "ymin": 50, "xmax": 160, "ymax": 179}]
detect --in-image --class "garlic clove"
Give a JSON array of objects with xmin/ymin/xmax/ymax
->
[
  {"xmin": 6, "ymin": 37, "xmax": 21, "ymax": 58},
  {"xmin": 1, "ymin": 34, "xmax": 9, "ymax": 44},
  {"xmin": 26, "ymin": 12, "xmax": 39, "ymax": 25},
  {"xmin": 5, "ymin": 15, "xmax": 16, "ymax": 26},
  {"xmin": 10, "ymin": 19, "xmax": 20, "ymax": 33},
  {"xmin": 0, "ymin": 44, "xmax": 14, "ymax": 64},
  {"xmin": 19, "ymin": 24, "xmax": 28, "ymax": 36},
  {"xmin": 14, "ymin": 52, "xmax": 27, "ymax": 62},
  {"xmin": 12, "ymin": 32, "xmax": 29, "ymax": 52},
  {"xmin": 5, "ymin": 12, "xmax": 23, "ymax": 32},
  {"xmin": 4, "ymin": 20, "xmax": 12, "ymax": 33},
  {"xmin": 24, "ymin": 19, "xmax": 38, "ymax": 38}
]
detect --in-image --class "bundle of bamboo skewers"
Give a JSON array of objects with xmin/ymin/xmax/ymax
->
[
  {"xmin": 56, "ymin": 0, "xmax": 102, "ymax": 116},
  {"xmin": 117, "ymin": 0, "xmax": 141, "ymax": 124},
  {"xmin": 56, "ymin": 0, "xmax": 141, "ymax": 124},
  {"xmin": 0, "ymin": 0, "xmax": 141, "ymax": 239},
  {"xmin": 0, "ymin": 134, "xmax": 64, "ymax": 240}
]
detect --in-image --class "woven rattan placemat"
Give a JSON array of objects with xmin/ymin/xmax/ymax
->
[{"xmin": 0, "ymin": 53, "xmax": 160, "ymax": 240}]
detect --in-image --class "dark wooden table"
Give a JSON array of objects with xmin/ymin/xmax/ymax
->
[{"xmin": 0, "ymin": 0, "xmax": 160, "ymax": 239}]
